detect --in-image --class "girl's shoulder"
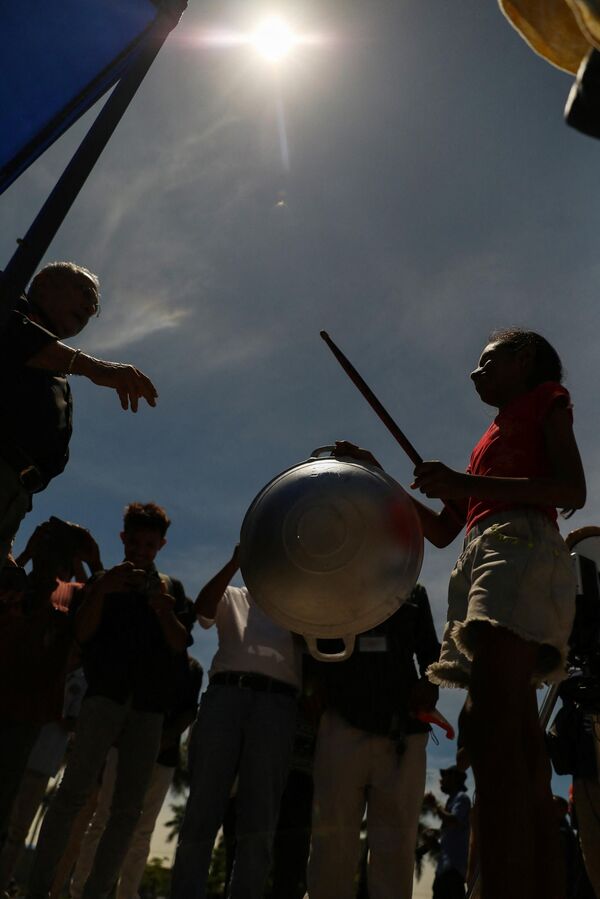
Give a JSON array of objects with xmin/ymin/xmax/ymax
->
[
  {"xmin": 530, "ymin": 381, "xmax": 572, "ymax": 421},
  {"xmin": 506, "ymin": 381, "xmax": 571, "ymax": 422}
]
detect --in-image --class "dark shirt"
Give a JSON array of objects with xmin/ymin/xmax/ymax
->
[
  {"xmin": 436, "ymin": 790, "xmax": 471, "ymax": 878},
  {"xmin": 0, "ymin": 300, "xmax": 70, "ymax": 489},
  {"xmin": 310, "ymin": 584, "xmax": 440, "ymax": 738},
  {"xmin": 156, "ymin": 656, "xmax": 203, "ymax": 768},
  {"xmin": 81, "ymin": 570, "xmax": 194, "ymax": 714}
]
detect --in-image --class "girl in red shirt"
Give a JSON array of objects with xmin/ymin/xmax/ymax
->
[{"xmin": 412, "ymin": 329, "xmax": 586, "ymax": 899}]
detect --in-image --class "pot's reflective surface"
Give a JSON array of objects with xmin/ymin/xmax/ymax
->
[{"xmin": 239, "ymin": 448, "xmax": 423, "ymax": 644}]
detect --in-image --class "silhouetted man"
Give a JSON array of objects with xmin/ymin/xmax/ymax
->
[{"xmin": 0, "ymin": 262, "xmax": 157, "ymax": 564}]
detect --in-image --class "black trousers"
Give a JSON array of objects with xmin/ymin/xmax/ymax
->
[{"xmin": 432, "ymin": 868, "xmax": 467, "ymax": 899}]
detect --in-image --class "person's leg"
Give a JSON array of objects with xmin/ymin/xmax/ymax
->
[
  {"xmin": 267, "ymin": 769, "xmax": 313, "ymax": 899},
  {"xmin": 0, "ymin": 770, "xmax": 49, "ymax": 890},
  {"xmin": 222, "ymin": 796, "xmax": 237, "ymax": 896},
  {"xmin": 366, "ymin": 732, "xmax": 428, "ymax": 899},
  {"xmin": 464, "ymin": 624, "xmax": 557, "ymax": 899},
  {"xmin": 228, "ymin": 691, "xmax": 297, "ymax": 899},
  {"xmin": 70, "ymin": 748, "xmax": 118, "ymax": 899},
  {"xmin": 170, "ymin": 686, "xmax": 246, "ymax": 899},
  {"xmin": 27, "ymin": 698, "xmax": 128, "ymax": 899},
  {"xmin": 572, "ymin": 777, "xmax": 600, "ymax": 896},
  {"xmin": 81, "ymin": 710, "xmax": 163, "ymax": 899},
  {"xmin": 521, "ymin": 687, "xmax": 566, "ymax": 899},
  {"xmin": 51, "ymin": 788, "xmax": 101, "ymax": 899},
  {"xmin": 0, "ymin": 721, "xmax": 41, "ymax": 841},
  {"xmin": 116, "ymin": 762, "xmax": 174, "ymax": 899},
  {"xmin": 307, "ymin": 711, "xmax": 369, "ymax": 899}
]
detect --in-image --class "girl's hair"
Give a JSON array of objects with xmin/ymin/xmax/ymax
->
[{"xmin": 490, "ymin": 328, "xmax": 563, "ymax": 385}]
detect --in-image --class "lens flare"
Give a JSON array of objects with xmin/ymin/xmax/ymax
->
[{"xmin": 251, "ymin": 17, "xmax": 296, "ymax": 61}]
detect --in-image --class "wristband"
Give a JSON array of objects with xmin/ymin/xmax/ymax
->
[{"xmin": 67, "ymin": 349, "xmax": 82, "ymax": 375}]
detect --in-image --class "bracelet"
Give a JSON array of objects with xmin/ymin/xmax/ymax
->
[{"xmin": 67, "ymin": 349, "xmax": 82, "ymax": 375}]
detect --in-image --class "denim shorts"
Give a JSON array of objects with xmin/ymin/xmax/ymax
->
[{"xmin": 426, "ymin": 509, "xmax": 577, "ymax": 688}]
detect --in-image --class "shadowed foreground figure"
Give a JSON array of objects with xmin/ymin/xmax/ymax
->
[
  {"xmin": 424, "ymin": 767, "xmax": 471, "ymax": 899},
  {"xmin": 409, "ymin": 329, "xmax": 586, "ymax": 899},
  {"xmin": 27, "ymin": 503, "xmax": 191, "ymax": 899},
  {"xmin": 306, "ymin": 582, "xmax": 440, "ymax": 899},
  {"xmin": 0, "ymin": 518, "xmax": 100, "ymax": 846},
  {"xmin": 171, "ymin": 543, "xmax": 301, "ymax": 899},
  {"xmin": 0, "ymin": 262, "xmax": 157, "ymax": 566}
]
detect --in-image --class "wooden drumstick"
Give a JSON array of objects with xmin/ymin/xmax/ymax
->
[
  {"xmin": 320, "ymin": 330, "xmax": 423, "ymax": 466},
  {"xmin": 320, "ymin": 330, "xmax": 465, "ymax": 523}
]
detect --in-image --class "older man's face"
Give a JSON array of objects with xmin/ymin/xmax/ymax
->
[{"xmin": 37, "ymin": 275, "xmax": 99, "ymax": 338}]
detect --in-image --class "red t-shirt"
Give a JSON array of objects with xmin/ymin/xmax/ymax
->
[{"xmin": 465, "ymin": 381, "xmax": 572, "ymax": 533}]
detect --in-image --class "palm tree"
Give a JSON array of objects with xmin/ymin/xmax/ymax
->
[
  {"xmin": 164, "ymin": 802, "xmax": 187, "ymax": 845},
  {"xmin": 415, "ymin": 799, "xmax": 440, "ymax": 882}
]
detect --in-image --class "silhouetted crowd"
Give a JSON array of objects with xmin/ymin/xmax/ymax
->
[
  {"xmin": 1, "ymin": 263, "xmax": 598, "ymax": 899},
  {"xmin": 1, "ymin": 504, "xmax": 597, "ymax": 899}
]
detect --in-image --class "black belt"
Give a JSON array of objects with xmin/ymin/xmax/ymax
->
[
  {"xmin": 0, "ymin": 444, "xmax": 44, "ymax": 493},
  {"xmin": 210, "ymin": 671, "xmax": 298, "ymax": 698}
]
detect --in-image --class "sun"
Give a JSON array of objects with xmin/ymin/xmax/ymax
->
[{"xmin": 251, "ymin": 17, "xmax": 297, "ymax": 61}]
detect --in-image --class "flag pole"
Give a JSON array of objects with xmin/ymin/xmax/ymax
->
[{"xmin": 0, "ymin": 0, "xmax": 187, "ymax": 328}]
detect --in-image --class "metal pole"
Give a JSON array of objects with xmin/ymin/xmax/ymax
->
[{"xmin": 0, "ymin": 0, "xmax": 187, "ymax": 327}]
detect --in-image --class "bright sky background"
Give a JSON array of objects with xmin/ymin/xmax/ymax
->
[{"xmin": 3, "ymin": 0, "xmax": 600, "ymax": 866}]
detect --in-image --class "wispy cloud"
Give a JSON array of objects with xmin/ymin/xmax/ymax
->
[{"xmin": 89, "ymin": 295, "xmax": 191, "ymax": 352}]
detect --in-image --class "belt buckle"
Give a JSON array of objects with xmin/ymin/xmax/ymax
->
[{"xmin": 238, "ymin": 673, "xmax": 253, "ymax": 690}]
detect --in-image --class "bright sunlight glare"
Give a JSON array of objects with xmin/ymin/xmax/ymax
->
[
  {"xmin": 251, "ymin": 17, "xmax": 296, "ymax": 61},
  {"xmin": 186, "ymin": 17, "xmax": 325, "ymax": 61}
]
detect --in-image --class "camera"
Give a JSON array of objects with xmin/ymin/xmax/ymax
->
[{"xmin": 140, "ymin": 569, "xmax": 162, "ymax": 597}]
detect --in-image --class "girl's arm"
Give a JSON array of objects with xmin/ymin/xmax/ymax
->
[
  {"xmin": 411, "ymin": 496, "xmax": 466, "ymax": 548},
  {"xmin": 412, "ymin": 405, "xmax": 586, "ymax": 512}
]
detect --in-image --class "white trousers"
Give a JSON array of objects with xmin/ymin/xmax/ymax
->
[
  {"xmin": 307, "ymin": 711, "xmax": 427, "ymax": 899},
  {"xmin": 70, "ymin": 748, "xmax": 174, "ymax": 899}
]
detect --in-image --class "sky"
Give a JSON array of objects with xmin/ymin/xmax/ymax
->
[{"xmin": 3, "ymin": 0, "xmax": 600, "ymax": 865}]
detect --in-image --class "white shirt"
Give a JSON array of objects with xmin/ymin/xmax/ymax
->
[{"xmin": 199, "ymin": 586, "xmax": 302, "ymax": 689}]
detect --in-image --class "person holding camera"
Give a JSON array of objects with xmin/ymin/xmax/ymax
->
[
  {"xmin": 0, "ymin": 517, "xmax": 100, "ymax": 844},
  {"xmin": 0, "ymin": 261, "xmax": 158, "ymax": 568},
  {"xmin": 27, "ymin": 502, "xmax": 192, "ymax": 899}
]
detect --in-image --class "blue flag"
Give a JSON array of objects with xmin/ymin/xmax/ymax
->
[{"xmin": 0, "ymin": 0, "xmax": 166, "ymax": 195}]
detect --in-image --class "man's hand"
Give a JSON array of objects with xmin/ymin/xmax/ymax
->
[
  {"xmin": 93, "ymin": 561, "xmax": 147, "ymax": 594},
  {"xmin": 76, "ymin": 356, "xmax": 158, "ymax": 412},
  {"xmin": 332, "ymin": 440, "xmax": 382, "ymax": 469},
  {"xmin": 149, "ymin": 583, "xmax": 176, "ymax": 617},
  {"xmin": 411, "ymin": 462, "xmax": 470, "ymax": 500}
]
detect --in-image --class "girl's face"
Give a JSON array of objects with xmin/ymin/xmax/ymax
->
[{"xmin": 470, "ymin": 341, "xmax": 532, "ymax": 408}]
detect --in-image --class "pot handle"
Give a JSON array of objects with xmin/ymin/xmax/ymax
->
[
  {"xmin": 305, "ymin": 634, "xmax": 356, "ymax": 662},
  {"xmin": 310, "ymin": 445, "xmax": 337, "ymax": 458}
]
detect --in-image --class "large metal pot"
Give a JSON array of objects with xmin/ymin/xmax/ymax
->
[{"xmin": 239, "ymin": 446, "xmax": 423, "ymax": 661}]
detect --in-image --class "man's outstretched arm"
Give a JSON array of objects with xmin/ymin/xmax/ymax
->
[{"xmin": 28, "ymin": 342, "xmax": 158, "ymax": 412}]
